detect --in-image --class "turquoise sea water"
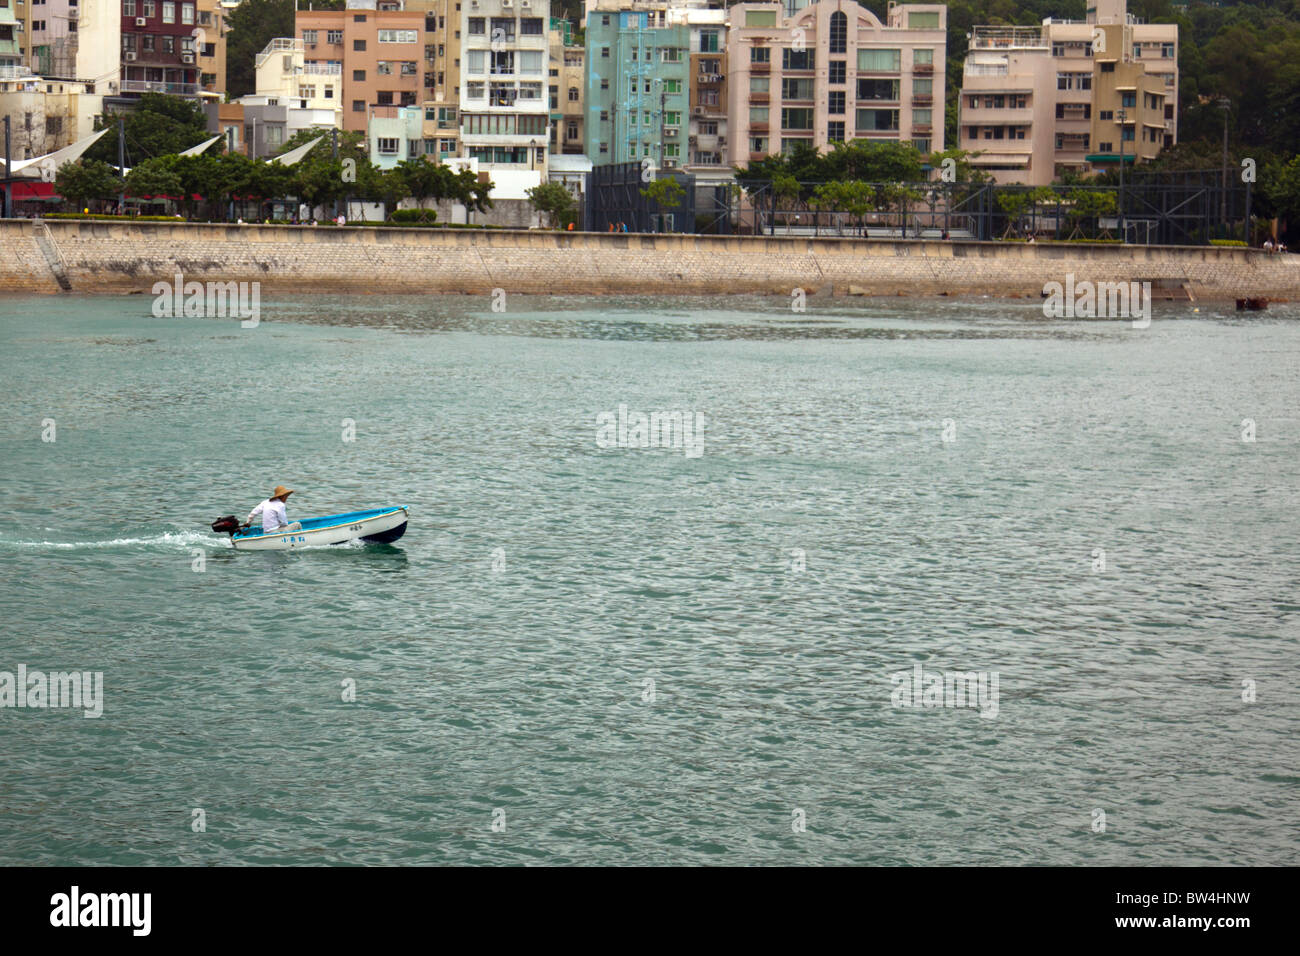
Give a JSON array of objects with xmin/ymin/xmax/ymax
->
[{"xmin": 0, "ymin": 293, "xmax": 1297, "ymax": 866}]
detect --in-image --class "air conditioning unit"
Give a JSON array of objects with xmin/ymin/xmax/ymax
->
[
  {"xmin": 136, "ymin": 17, "xmax": 147, "ymax": 26},
  {"xmin": 181, "ymin": 54, "xmax": 194, "ymax": 64},
  {"xmin": 502, "ymin": 0, "xmax": 512, "ymax": 6},
  {"xmin": 662, "ymin": 159, "xmax": 678, "ymax": 169},
  {"xmin": 718, "ymin": 136, "xmax": 726, "ymax": 146},
  {"xmin": 664, "ymin": 127, "xmax": 677, "ymax": 137},
  {"xmin": 125, "ymin": 51, "xmax": 137, "ymax": 61}
]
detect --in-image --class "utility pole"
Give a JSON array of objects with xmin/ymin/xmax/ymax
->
[
  {"xmin": 1218, "ymin": 97, "xmax": 1230, "ymax": 234},
  {"xmin": 332, "ymin": 126, "xmax": 339, "ymax": 220},
  {"xmin": 3, "ymin": 115, "xmax": 11, "ymax": 219},
  {"xmin": 117, "ymin": 119, "xmax": 126, "ymax": 214},
  {"xmin": 1116, "ymin": 107, "xmax": 1126, "ymax": 242}
]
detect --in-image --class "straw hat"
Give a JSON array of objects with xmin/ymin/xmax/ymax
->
[{"xmin": 272, "ymin": 485, "xmax": 295, "ymax": 500}]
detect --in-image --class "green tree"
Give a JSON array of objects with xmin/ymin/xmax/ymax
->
[
  {"xmin": 55, "ymin": 160, "xmax": 123, "ymax": 212},
  {"xmin": 526, "ymin": 181, "xmax": 576, "ymax": 228},
  {"xmin": 812, "ymin": 180, "xmax": 874, "ymax": 234},
  {"xmin": 227, "ymin": 0, "xmax": 296, "ymax": 98},
  {"xmin": 641, "ymin": 176, "xmax": 685, "ymax": 232},
  {"xmin": 84, "ymin": 94, "xmax": 210, "ymax": 166},
  {"xmin": 125, "ymin": 156, "xmax": 184, "ymax": 214}
]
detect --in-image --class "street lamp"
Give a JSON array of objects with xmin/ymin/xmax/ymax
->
[
  {"xmin": 1218, "ymin": 97, "xmax": 1230, "ymax": 233},
  {"xmin": 1116, "ymin": 107, "xmax": 1127, "ymax": 241}
]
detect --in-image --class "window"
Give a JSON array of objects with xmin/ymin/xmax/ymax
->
[
  {"xmin": 144, "ymin": 1, "xmax": 155, "ymax": 15},
  {"xmin": 664, "ymin": 111, "xmax": 681, "ymax": 126},
  {"xmin": 163, "ymin": 36, "xmax": 174, "ymax": 53},
  {"xmin": 1121, "ymin": 126, "xmax": 1134, "ymax": 142},
  {"xmin": 782, "ymin": 48, "xmax": 814, "ymax": 71},
  {"xmin": 912, "ymin": 109, "xmax": 931, "ymax": 126},
  {"xmin": 750, "ymin": 76, "xmax": 769, "ymax": 93},
  {"xmin": 352, "ymin": 100, "xmax": 365, "ymax": 112},
  {"xmin": 858, "ymin": 49, "xmax": 900, "ymax": 72},
  {"xmin": 354, "ymin": 39, "xmax": 366, "ymax": 52},
  {"xmin": 857, "ymin": 78, "xmax": 899, "ymax": 101},
  {"xmin": 749, "ymin": 107, "xmax": 769, "ymax": 123},
  {"xmin": 601, "ymin": 47, "xmax": 609, "ymax": 59},
  {"xmin": 913, "ymin": 138, "xmax": 930, "ymax": 153},
  {"xmin": 856, "ymin": 108, "xmax": 899, "ymax": 132},
  {"xmin": 662, "ymin": 80, "xmax": 680, "ymax": 93},
  {"xmin": 828, "ymin": 90, "xmax": 844, "ymax": 114},
  {"xmin": 124, "ymin": 0, "xmax": 135, "ymax": 14},
  {"xmin": 913, "ymin": 78, "xmax": 932, "ymax": 95},
  {"xmin": 827, "ymin": 121, "xmax": 845, "ymax": 142},
  {"xmin": 181, "ymin": 2, "xmax": 193, "ymax": 25},
  {"xmin": 1121, "ymin": 91, "xmax": 1136, "ymax": 108},
  {"xmin": 377, "ymin": 138, "xmax": 399, "ymax": 155},
  {"xmin": 467, "ymin": 50, "xmax": 485, "ymax": 74},
  {"xmin": 490, "ymin": 50, "xmax": 514, "ymax": 74},
  {"xmin": 914, "ymin": 48, "xmax": 933, "ymax": 66},
  {"xmin": 662, "ymin": 47, "xmax": 681, "ymax": 62},
  {"xmin": 751, "ymin": 46, "xmax": 770, "ymax": 64},
  {"xmin": 303, "ymin": 29, "xmax": 318, "ymax": 44},
  {"xmin": 377, "ymin": 61, "xmax": 393, "ymax": 75},
  {"xmin": 781, "ymin": 108, "xmax": 813, "ymax": 130},
  {"xmin": 520, "ymin": 50, "xmax": 543, "ymax": 75},
  {"xmin": 378, "ymin": 29, "xmax": 418, "ymax": 43},
  {"xmin": 143, "ymin": 35, "xmax": 154, "ymax": 51},
  {"xmin": 327, "ymin": 30, "xmax": 342, "ymax": 44},
  {"xmin": 520, "ymin": 17, "xmax": 543, "ymax": 35},
  {"xmin": 1052, "ymin": 42, "xmax": 1065, "ymax": 57},
  {"xmin": 1161, "ymin": 42, "xmax": 1174, "ymax": 58},
  {"xmin": 468, "ymin": 17, "xmax": 484, "ymax": 35},
  {"xmin": 568, "ymin": 86, "xmax": 578, "ymax": 101},
  {"xmin": 781, "ymin": 78, "xmax": 814, "ymax": 100},
  {"xmin": 750, "ymin": 136, "xmax": 768, "ymax": 152},
  {"xmin": 467, "ymin": 81, "xmax": 485, "ymax": 98},
  {"xmin": 490, "ymin": 18, "xmax": 515, "ymax": 41},
  {"xmin": 828, "ymin": 60, "xmax": 845, "ymax": 84},
  {"xmin": 700, "ymin": 30, "xmax": 719, "ymax": 53},
  {"xmin": 401, "ymin": 62, "xmax": 417, "ymax": 76},
  {"xmin": 377, "ymin": 91, "xmax": 393, "ymax": 105},
  {"xmin": 828, "ymin": 12, "xmax": 846, "ymax": 54},
  {"xmin": 567, "ymin": 121, "xmax": 577, "ymax": 139},
  {"xmin": 1100, "ymin": 62, "xmax": 1114, "ymax": 73},
  {"xmin": 699, "ymin": 59, "xmax": 720, "ymax": 76},
  {"xmin": 162, "ymin": 2, "xmax": 174, "ymax": 23},
  {"xmin": 908, "ymin": 11, "xmax": 940, "ymax": 28}
]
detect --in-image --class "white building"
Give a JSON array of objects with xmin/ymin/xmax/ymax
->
[{"xmin": 459, "ymin": 0, "xmax": 550, "ymax": 192}]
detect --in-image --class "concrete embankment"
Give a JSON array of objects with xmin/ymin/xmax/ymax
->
[{"xmin": 1, "ymin": 218, "xmax": 1297, "ymax": 299}]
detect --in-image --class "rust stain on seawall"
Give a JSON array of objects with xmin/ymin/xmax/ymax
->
[{"xmin": 1, "ymin": 219, "xmax": 1298, "ymax": 300}]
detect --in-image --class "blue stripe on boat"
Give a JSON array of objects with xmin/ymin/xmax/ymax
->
[{"xmin": 233, "ymin": 506, "xmax": 407, "ymax": 539}]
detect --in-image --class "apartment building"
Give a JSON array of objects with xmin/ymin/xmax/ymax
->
[
  {"xmin": 727, "ymin": 1, "xmax": 946, "ymax": 167},
  {"xmin": 214, "ymin": 37, "xmax": 342, "ymax": 156},
  {"xmin": 458, "ymin": 0, "xmax": 551, "ymax": 188},
  {"xmin": 583, "ymin": 2, "xmax": 695, "ymax": 170},
  {"xmin": 120, "ymin": 0, "xmax": 203, "ymax": 99},
  {"xmin": 548, "ymin": 14, "xmax": 583, "ymax": 155},
  {"xmin": 297, "ymin": 1, "xmax": 428, "ymax": 134},
  {"xmin": 195, "ymin": 0, "xmax": 227, "ymax": 98},
  {"xmin": 958, "ymin": 0, "xmax": 1177, "ymax": 184},
  {"xmin": 390, "ymin": 0, "xmax": 461, "ymax": 169}
]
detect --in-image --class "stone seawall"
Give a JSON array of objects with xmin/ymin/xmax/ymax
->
[{"xmin": 1, "ymin": 219, "xmax": 1297, "ymax": 299}]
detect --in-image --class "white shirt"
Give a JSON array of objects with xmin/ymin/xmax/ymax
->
[{"xmin": 247, "ymin": 498, "xmax": 288, "ymax": 533}]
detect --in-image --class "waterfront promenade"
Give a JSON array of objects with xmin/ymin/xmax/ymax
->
[{"xmin": 1, "ymin": 219, "xmax": 1297, "ymax": 299}]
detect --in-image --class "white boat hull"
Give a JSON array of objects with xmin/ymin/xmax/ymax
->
[{"xmin": 231, "ymin": 507, "xmax": 408, "ymax": 551}]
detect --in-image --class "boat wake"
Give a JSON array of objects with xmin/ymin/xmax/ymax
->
[{"xmin": 0, "ymin": 531, "xmax": 226, "ymax": 551}]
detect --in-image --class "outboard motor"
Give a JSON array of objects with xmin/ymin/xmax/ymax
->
[{"xmin": 211, "ymin": 515, "xmax": 242, "ymax": 535}]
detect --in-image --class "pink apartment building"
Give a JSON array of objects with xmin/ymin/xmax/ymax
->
[{"xmin": 726, "ymin": 0, "xmax": 946, "ymax": 167}]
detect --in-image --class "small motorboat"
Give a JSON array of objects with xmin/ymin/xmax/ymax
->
[{"xmin": 211, "ymin": 506, "xmax": 409, "ymax": 551}]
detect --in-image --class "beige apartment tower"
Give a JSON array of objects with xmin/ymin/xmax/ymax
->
[{"xmin": 958, "ymin": 0, "xmax": 1177, "ymax": 184}]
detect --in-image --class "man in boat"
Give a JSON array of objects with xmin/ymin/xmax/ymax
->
[{"xmin": 246, "ymin": 485, "xmax": 301, "ymax": 534}]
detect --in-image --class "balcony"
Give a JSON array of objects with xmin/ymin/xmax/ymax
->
[
  {"xmin": 912, "ymin": 94, "xmax": 932, "ymax": 106},
  {"xmin": 120, "ymin": 79, "xmax": 199, "ymax": 96},
  {"xmin": 749, "ymin": 121, "xmax": 768, "ymax": 132},
  {"xmin": 698, "ymin": 73, "xmax": 722, "ymax": 84},
  {"xmin": 749, "ymin": 92, "xmax": 769, "ymax": 104},
  {"xmin": 914, "ymin": 62, "xmax": 933, "ymax": 74},
  {"xmin": 302, "ymin": 62, "xmax": 341, "ymax": 75},
  {"xmin": 751, "ymin": 62, "xmax": 769, "ymax": 74}
]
